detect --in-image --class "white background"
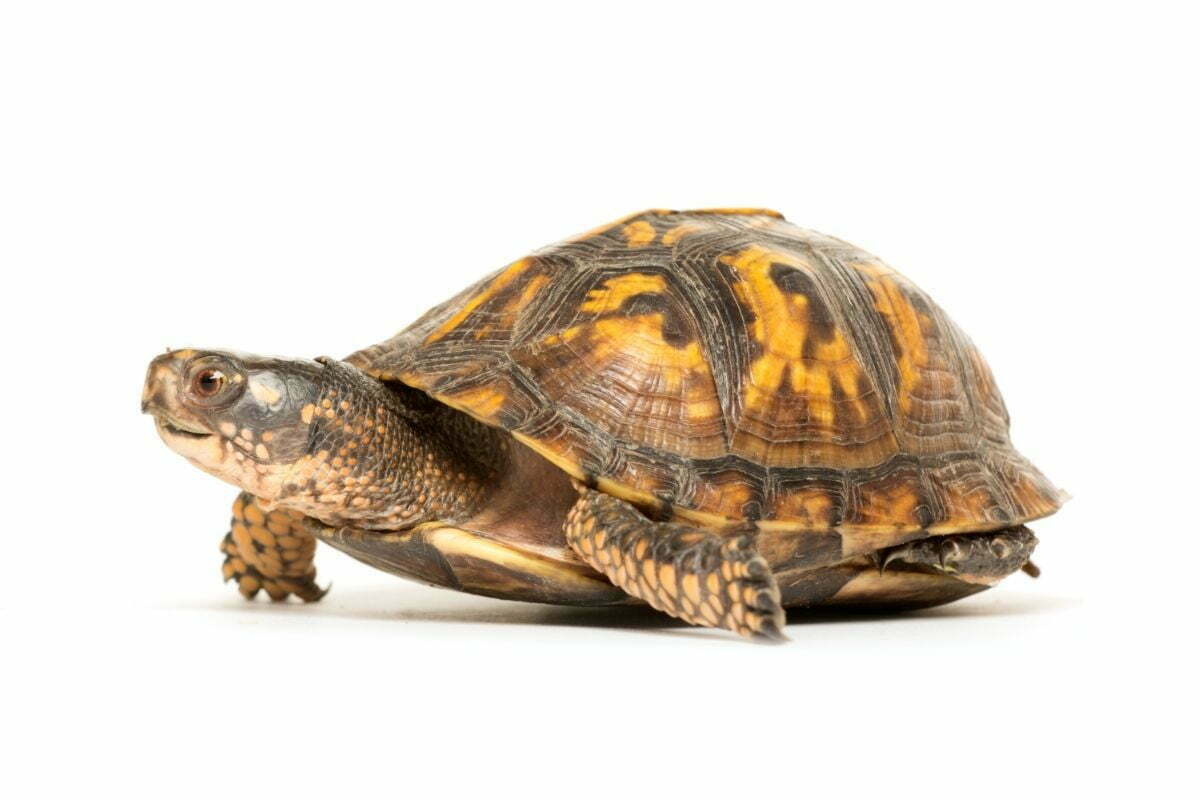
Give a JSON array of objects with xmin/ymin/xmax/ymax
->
[{"xmin": 3, "ymin": 2, "xmax": 1196, "ymax": 798}]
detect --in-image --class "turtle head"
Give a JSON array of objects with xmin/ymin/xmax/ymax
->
[
  {"xmin": 142, "ymin": 349, "xmax": 327, "ymax": 500},
  {"xmin": 144, "ymin": 348, "xmax": 498, "ymax": 528}
]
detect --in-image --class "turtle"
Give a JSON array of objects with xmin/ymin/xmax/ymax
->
[{"xmin": 142, "ymin": 208, "xmax": 1063, "ymax": 639}]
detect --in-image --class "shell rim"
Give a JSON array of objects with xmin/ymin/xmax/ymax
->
[{"xmin": 376, "ymin": 377, "xmax": 1064, "ymax": 537}]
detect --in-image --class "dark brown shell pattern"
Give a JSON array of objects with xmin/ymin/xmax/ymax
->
[{"xmin": 349, "ymin": 209, "xmax": 1062, "ymax": 547}]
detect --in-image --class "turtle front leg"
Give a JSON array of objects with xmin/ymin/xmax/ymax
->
[
  {"xmin": 564, "ymin": 490, "xmax": 785, "ymax": 639},
  {"xmin": 221, "ymin": 492, "xmax": 327, "ymax": 602}
]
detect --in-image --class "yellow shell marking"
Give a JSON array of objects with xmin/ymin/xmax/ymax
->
[
  {"xmin": 587, "ymin": 317, "xmax": 706, "ymax": 395},
  {"xmin": 857, "ymin": 262, "xmax": 931, "ymax": 415},
  {"xmin": 567, "ymin": 272, "xmax": 713, "ymax": 397},
  {"xmin": 661, "ymin": 223, "xmax": 703, "ymax": 245},
  {"xmin": 424, "ymin": 257, "xmax": 531, "ymax": 344},
  {"xmin": 473, "ymin": 272, "xmax": 550, "ymax": 340},
  {"xmin": 579, "ymin": 273, "xmax": 668, "ymax": 314},
  {"xmin": 440, "ymin": 385, "xmax": 509, "ymax": 424},
  {"xmin": 723, "ymin": 245, "xmax": 871, "ymax": 428},
  {"xmin": 621, "ymin": 220, "xmax": 656, "ymax": 247}
]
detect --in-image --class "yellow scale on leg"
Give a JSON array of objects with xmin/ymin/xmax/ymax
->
[{"xmin": 221, "ymin": 492, "xmax": 326, "ymax": 602}]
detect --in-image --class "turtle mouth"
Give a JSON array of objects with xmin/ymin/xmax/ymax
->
[{"xmin": 156, "ymin": 414, "xmax": 212, "ymax": 439}]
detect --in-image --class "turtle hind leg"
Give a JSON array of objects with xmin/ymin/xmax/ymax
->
[
  {"xmin": 222, "ymin": 492, "xmax": 327, "ymax": 602},
  {"xmin": 564, "ymin": 489, "xmax": 785, "ymax": 640},
  {"xmin": 776, "ymin": 526, "xmax": 1040, "ymax": 611},
  {"xmin": 874, "ymin": 526, "xmax": 1039, "ymax": 587}
]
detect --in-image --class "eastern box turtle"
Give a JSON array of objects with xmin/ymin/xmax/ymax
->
[{"xmin": 143, "ymin": 209, "xmax": 1062, "ymax": 639}]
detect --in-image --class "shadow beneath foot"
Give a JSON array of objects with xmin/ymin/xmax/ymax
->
[
  {"xmin": 166, "ymin": 583, "xmax": 1078, "ymax": 639},
  {"xmin": 786, "ymin": 591, "xmax": 1081, "ymax": 626}
]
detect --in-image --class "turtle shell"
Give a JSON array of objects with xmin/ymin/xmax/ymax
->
[{"xmin": 350, "ymin": 209, "xmax": 1062, "ymax": 539}]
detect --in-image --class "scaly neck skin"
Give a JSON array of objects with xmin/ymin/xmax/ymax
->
[{"xmin": 276, "ymin": 360, "xmax": 509, "ymax": 531}]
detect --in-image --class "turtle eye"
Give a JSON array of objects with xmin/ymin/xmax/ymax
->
[
  {"xmin": 184, "ymin": 357, "xmax": 243, "ymax": 406},
  {"xmin": 192, "ymin": 368, "xmax": 226, "ymax": 398}
]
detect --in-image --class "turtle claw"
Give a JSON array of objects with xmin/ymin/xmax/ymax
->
[
  {"xmin": 565, "ymin": 490, "xmax": 786, "ymax": 639},
  {"xmin": 876, "ymin": 548, "xmax": 907, "ymax": 575},
  {"xmin": 937, "ymin": 538, "xmax": 966, "ymax": 574},
  {"xmin": 873, "ymin": 528, "xmax": 1038, "ymax": 583},
  {"xmin": 223, "ymin": 556, "xmax": 328, "ymax": 603}
]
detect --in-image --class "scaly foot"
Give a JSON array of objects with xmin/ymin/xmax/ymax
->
[{"xmin": 221, "ymin": 492, "xmax": 327, "ymax": 602}]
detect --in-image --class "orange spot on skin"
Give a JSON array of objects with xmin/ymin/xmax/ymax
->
[
  {"xmin": 243, "ymin": 503, "xmax": 265, "ymax": 526},
  {"xmin": 249, "ymin": 379, "xmax": 282, "ymax": 406},
  {"xmin": 658, "ymin": 564, "xmax": 676, "ymax": 595},
  {"xmin": 641, "ymin": 563, "xmax": 658, "ymax": 590}
]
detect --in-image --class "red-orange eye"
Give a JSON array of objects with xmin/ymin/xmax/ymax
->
[{"xmin": 192, "ymin": 368, "xmax": 227, "ymax": 398}]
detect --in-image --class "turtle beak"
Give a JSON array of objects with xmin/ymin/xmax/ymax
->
[
  {"xmin": 142, "ymin": 349, "xmax": 215, "ymax": 437},
  {"xmin": 142, "ymin": 350, "xmax": 193, "ymax": 415}
]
